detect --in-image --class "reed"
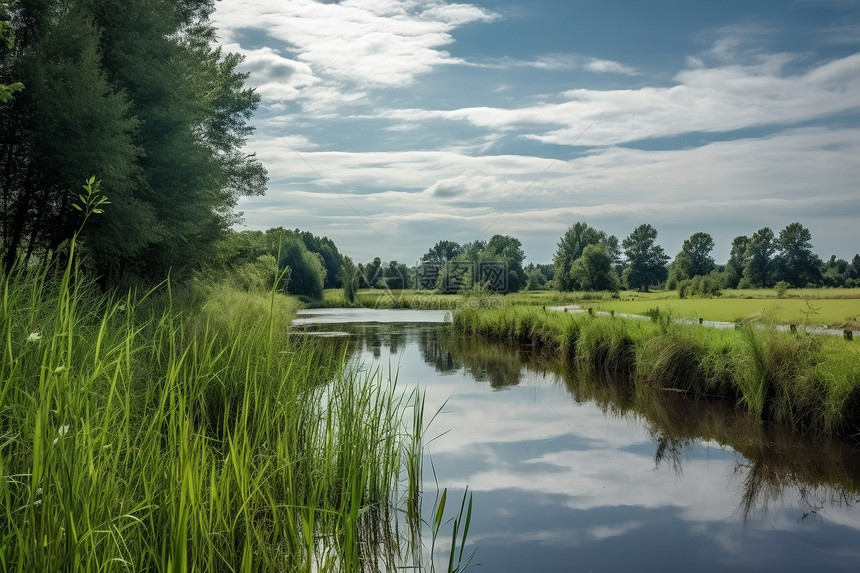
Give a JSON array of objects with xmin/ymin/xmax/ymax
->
[
  {"xmin": 0, "ymin": 258, "xmax": 424, "ymax": 570},
  {"xmin": 452, "ymin": 306, "xmax": 860, "ymax": 438}
]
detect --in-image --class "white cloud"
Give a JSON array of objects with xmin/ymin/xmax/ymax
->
[
  {"xmin": 379, "ymin": 52, "xmax": 860, "ymax": 146},
  {"xmin": 213, "ymin": 0, "xmax": 498, "ymax": 91},
  {"xmin": 238, "ymin": 126, "xmax": 860, "ymax": 261},
  {"xmin": 584, "ymin": 58, "xmax": 638, "ymax": 75}
]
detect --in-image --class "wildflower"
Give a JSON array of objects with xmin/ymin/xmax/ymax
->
[{"xmin": 27, "ymin": 332, "xmax": 42, "ymax": 342}]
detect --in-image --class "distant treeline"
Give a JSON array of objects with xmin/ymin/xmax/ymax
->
[{"xmin": 217, "ymin": 221, "xmax": 858, "ymax": 301}]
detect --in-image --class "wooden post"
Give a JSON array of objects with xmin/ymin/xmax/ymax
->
[
  {"xmin": 789, "ymin": 324, "xmax": 797, "ymax": 333},
  {"xmin": 845, "ymin": 330, "xmax": 854, "ymax": 342},
  {"xmin": 698, "ymin": 317, "xmax": 703, "ymax": 325}
]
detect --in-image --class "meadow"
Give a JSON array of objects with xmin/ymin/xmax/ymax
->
[
  {"xmin": 0, "ymin": 258, "xmax": 428, "ymax": 571},
  {"xmin": 333, "ymin": 287, "xmax": 860, "ymax": 329}
]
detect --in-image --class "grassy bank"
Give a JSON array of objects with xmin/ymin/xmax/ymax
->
[
  {"xmin": 451, "ymin": 306, "xmax": 860, "ymax": 437},
  {"xmin": 0, "ymin": 262, "xmax": 423, "ymax": 570},
  {"xmin": 332, "ymin": 287, "xmax": 860, "ymax": 328}
]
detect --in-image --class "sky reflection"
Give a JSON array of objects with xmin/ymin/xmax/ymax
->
[{"xmin": 298, "ymin": 317, "xmax": 860, "ymax": 572}]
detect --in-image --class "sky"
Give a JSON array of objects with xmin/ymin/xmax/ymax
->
[{"xmin": 211, "ymin": 0, "xmax": 860, "ymax": 265}]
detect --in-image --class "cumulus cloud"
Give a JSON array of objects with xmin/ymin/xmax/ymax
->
[
  {"xmin": 378, "ymin": 51, "xmax": 860, "ymax": 146},
  {"xmin": 239, "ymin": 126, "xmax": 860, "ymax": 261},
  {"xmin": 213, "ymin": 0, "xmax": 497, "ymax": 91}
]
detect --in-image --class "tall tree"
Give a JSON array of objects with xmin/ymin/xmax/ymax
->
[
  {"xmin": 741, "ymin": 227, "xmax": 776, "ymax": 288},
  {"xmin": 570, "ymin": 243, "xmax": 619, "ymax": 292},
  {"xmin": 622, "ymin": 224, "xmax": 669, "ymax": 291},
  {"xmin": 420, "ymin": 240, "xmax": 461, "ymax": 266},
  {"xmin": 484, "ymin": 234, "xmax": 526, "ymax": 293},
  {"xmin": 724, "ymin": 235, "xmax": 750, "ymax": 289},
  {"xmin": 1, "ymin": 0, "xmax": 266, "ymax": 279},
  {"xmin": 774, "ymin": 222, "xmax": 821, "ymax": 287},
  {"xmin": 553, "ymin": 222, "xmax": 615, "ymax": 291}
]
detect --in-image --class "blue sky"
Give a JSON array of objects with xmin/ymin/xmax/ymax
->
[{"xmin": 211, "ymin": 0, "xmax": 860, "ymax": 265}]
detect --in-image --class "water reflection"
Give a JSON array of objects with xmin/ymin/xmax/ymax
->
[{"xmin": 296, "ymin": 317, "xmax": 860, "ymax": 572}]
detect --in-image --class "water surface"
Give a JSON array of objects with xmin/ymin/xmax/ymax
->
[{"xmin": 294, "ymin": 310, "xmax": 860, "ymax": 572}]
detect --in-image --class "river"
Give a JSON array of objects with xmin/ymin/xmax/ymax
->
[{"xmin": 294, "ymin": 308, "xmax": 860, "ymax": 572}]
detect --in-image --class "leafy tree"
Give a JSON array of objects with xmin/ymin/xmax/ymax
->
[
  {"xmin": 570, "ymin": 243, "xmax": 619, "ymax": 292},
  {"xmin": 297, "ymin": 230, "xmax": 344, "ymax": 288},
  {"xmin": 741, "ymin": 227, "xmax": 776, "ymax": 288},
  {"xmin": 1, "ymin": 0, "xmax": 266, "ymax": 279},
  {"xmin": 484, "ymin": 234, "xmax": 526, "ymax": 293},
  {"xmin": 341, "ymin": 256, "xmax": 358, "ymax": 303},
  {"xmin": 724, "ymin": 235, "xmax": 750, "ymax": 289},
  {"xmin": 525, "ymin": 267, "xmax": 547, "ymax": 290},
  {"xmin": 773, "ymin": 222, "xmax": 821, "ymax": 287},
  {"xmin": 279, "ymin": 236, "xmax": 325, "ymax": 299},
  {"xmin": 622, "ymin": 224, "xmax": 669, "ymax": 291},
  {"xmin": 0, "ymin": 0, "xmax": 23, "ymax": 102},
  {"xmin": 674, "ymin": 232, "xmax": 715, "ymax": 278},
  {"xmin": 420, "ymin": 240, "xmax": 461, "ymax": 265},
  {"xmin": 553, "ymin": 222, "xmax": 612, "ymax": 291}
]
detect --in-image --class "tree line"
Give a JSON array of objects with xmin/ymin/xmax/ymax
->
[
  {"xmin": 0, "ymin": 0, "xmax": 265, "ymax": 282},
  {"xmin": 550, "ymin": 221, "xmax": 860, "ymax": 295}
]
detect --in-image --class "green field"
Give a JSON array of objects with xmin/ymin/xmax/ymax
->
[
  {"xmin": 601, "ymin": 289, "xmax": 860, "ymax": 327},
  {"xmin": 328, "ymin": 287, "xmax": 860, "ymax": 328}
]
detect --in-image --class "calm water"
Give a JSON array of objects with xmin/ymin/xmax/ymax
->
[{"xmin": 294, "ymin": 308, "xmax": 860, "ymax": 572}]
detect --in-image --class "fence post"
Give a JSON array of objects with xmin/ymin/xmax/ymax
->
[
  {"xmin": 698, "ymin": 317, "xmax": 703, "ymax": 325},
  {"xmin": 845, "ymin": 330, "xmax": 854, "ymax": 342},
  {"xmin": 790, "ymin": 324, "xmax": 797, "ymax": 333}
]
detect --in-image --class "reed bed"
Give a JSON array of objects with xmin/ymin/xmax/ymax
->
[
  {"xmin": 452, "ymin": 306, "xmax": 860, "ymax": 438},
  {"xmin": 0, "ymin": 259, "xmax": 423, "ymax": 571}
]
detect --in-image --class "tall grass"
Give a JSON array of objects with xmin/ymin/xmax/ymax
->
[
  {"xmin": 0, "ymin": 258, "xmax": 425, "ymax": 571},
  {"xmin": 452, "ymin": 306, "xmax": 860, "ymax": 438}
]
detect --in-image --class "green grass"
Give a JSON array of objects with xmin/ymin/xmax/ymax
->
[
  {"xmin": 329, "ymin": 287, "xmax": 860, "ymax": 327},
  {"xmin": 0, "ymin": 258, "xmax": 426, "ymax": 570},
  {"xmin": 452, "ymin": 306, "xmax": 860, "ymax": 438},
  {"xmin": 602, "ymin": 296, "xmax": 860, "ymax": 327}
]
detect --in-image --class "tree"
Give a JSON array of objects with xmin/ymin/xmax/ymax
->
[
  {"xmin": 420, "ymin": 240, "xmax": 461, "ymax": 266},
  {"xmin": 774, "ymin": 222, "xmax": 821, "ymax": 287},
  {"xmin": 570, "ymin": 243, "xmax": 619, "ymax": 292},
  {"xmin": 1, "ymin": 0, "xmax": 266, "ymax": 279},
  {"xmin": 553, "ymin": 222, "xmax": 616, "ymax": 291},
  {"xmin": 0, "ymin": 0, "xmax": 23, "ymax": 102},
  {"xmin": 622, "ymin": 224, "xmax": 669, "ymax": 291},
  {"xmin": 741, "ymin": 227, "xmax": 776, "ymax": 288},
  {"xmin": 279, "ymin": 236, "xmax": 325, "ymax": 299},
  {"xmin": 484, "ymin": 234, "xmax": 526, "ymax": 293},
  {"xmin": 724, "ymin": 235, "xmax": 750, "ymax": 289}
]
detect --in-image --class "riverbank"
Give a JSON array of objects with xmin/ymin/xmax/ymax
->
[
  {"xmin": 0, "ymin": 265, "xmax": 420, "ymax": 570},
  {"xmin": 451, "ymin": 306, "xmax": 860, "ymax": 438},
  {"xmin": 324, "ymin": 287, "xmax": 860, "ymax": 329}
]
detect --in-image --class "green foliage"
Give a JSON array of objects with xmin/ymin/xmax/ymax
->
[
  {"xmin": 0, "ymin": 246, "xmax": 427, "ymax": 570},
  {"xmin": 570, "ymin": 243, "xmax": 619, "ymax": 292},
  {"xmin": 742, "ymin": 227, "xmax": 776, "ymax": 288},
  {"xmin": 774, "ymin": 222, "xmax": 821, "ymax": 288},
  {"xmin": 553, "ymin": 222, "xmax": 619, "ymax": 292},
  {"xmin": 1, "ymin": 0, "xmax": 266, "ymax": 280},
  {"xmin": 452, "ymin": 305, "xmax": 860, "ymax": 437},
  {"xmin": 724, "ymin": 235, "xmax": 750, "ymax": 289},
  {"xmin": 279, "ymin": 236, "xmax": 325, "ymax": 299},
  {"xmin": 622, "ymin": 224, "xmax": 669, "ymax": 292},
  {"xmin": 774, "ymin": 280, "xmax": 790, "ymax": 299},
  {"xmin": 433, "ymin": 235, "xmax": 526, "ymax": 294},
  {"xmin": 678, "ymin": 272, "xmax": 723, "ymax": 299}
]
